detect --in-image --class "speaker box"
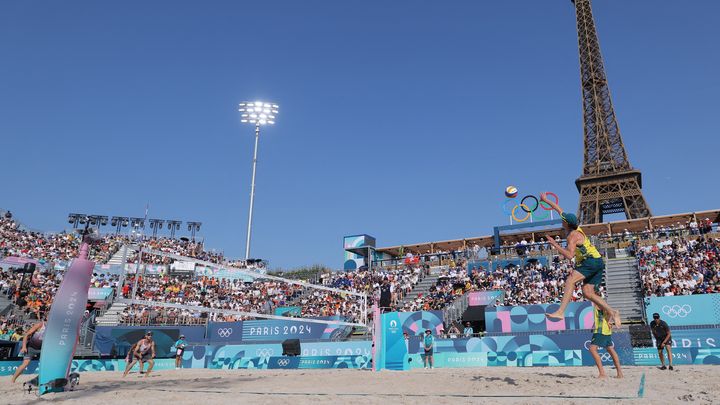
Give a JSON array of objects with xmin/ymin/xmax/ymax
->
[
  {"xmin": 282, "ymin": 339, "xmax": 301, "ymax": 356},
  {"xmin": 629, "ymin": 324, "xmax": 653, "ymax": 347}
]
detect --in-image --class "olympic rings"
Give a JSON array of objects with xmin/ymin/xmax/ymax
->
[
  {"xmin": 520, "ymin": 195, "xmax": 539, "ymax": 213},
  {"xmin": 511, "ymin": 204, "xmax": 531, "ymax": 222},
  {"xmin": 540, "ymin": 192, "xmax": 558, "ymax": 210},
  {"xmin": 501, "ymin": 192, "xmax": 560, "ymax": 223},
  {"xmin": 501, "ymin": 198, "xmax": 515, "ymax": 216},
  {"xmin": 532, "ymin": 206, "xmax": 550, "ymax": 220}
]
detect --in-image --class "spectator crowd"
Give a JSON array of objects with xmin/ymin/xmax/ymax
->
[{"xmin": 637, "ymin": 236, "xmax": 720, "ymax": 297}]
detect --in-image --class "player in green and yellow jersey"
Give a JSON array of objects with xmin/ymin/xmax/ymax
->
[
  {"xmin": 540, "ymin": 193, "xmax": 621, "ymax": 328},
  {"xmin": 589, "ymin": 303, "xmax": 623, "ymax": 379}
]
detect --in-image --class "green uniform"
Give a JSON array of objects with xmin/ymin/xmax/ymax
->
[
  {"xmin": 590, "ymin": 305, "xmax": 613, "ymax": 348},
  {"xmin": 574, "ymin": 227, "xmax": 605, "ymax": 287}
]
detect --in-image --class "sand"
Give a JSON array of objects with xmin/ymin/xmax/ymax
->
[{"xmin": 1, "ymin": 366, "xmax": 718, "ymax": 404}]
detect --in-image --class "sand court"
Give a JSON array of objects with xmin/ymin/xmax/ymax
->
[{"xmin": 2, "ymin": 366, "xmax": 718, "ymax": 404}]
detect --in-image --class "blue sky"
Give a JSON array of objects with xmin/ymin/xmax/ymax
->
[{"xmin": 1, "ymin": 1, "xmax": 718, "ymax": 270}]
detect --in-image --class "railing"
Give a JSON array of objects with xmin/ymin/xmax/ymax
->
[{"xmin": 442, "ymin": 293, "xmax": 469, "ymax": 327}]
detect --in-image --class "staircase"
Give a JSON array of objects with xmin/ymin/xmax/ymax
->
[
  {"xmin": 95, "ymin": 302, "xmax": 127, "ymax": 326},
  {"xmin": 604, "ymin": 256, "xmax": 645, "ymax": 324},
  {"xmin": 401, "ymin": 274, "xmax": 440, "ymax": 306},
  {"xmin": 0, "ymin": 294, "xmax": 14, "ymax": 316},
  {"xmin": 106, "ymin": 245, "xmax": 135, "ymax": 266}
]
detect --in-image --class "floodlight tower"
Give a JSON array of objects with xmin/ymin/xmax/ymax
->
[{"xmin": 238, "ymin": 101, "xmax": 279, "ymax": 260}]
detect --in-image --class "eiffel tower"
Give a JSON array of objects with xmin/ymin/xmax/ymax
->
[{"xmin": 572, "ymin": 0, "xmax": 651, "ymax": 224}]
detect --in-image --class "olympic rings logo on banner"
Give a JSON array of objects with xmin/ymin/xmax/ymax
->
[
  {"xmin": 217, "ymin": 328, "xmax": 233, "ymax": 338},
  {"xmin": 277, "ymin": 358, "xmax": 290, "ymax": 367},
  {"xmin": 600, "ymin": 353, "xmax": 612, "ymax": 362},
  {"xmin": 256, "ymin": 348, "xmax": 274, "ymax": 357},
  {"xmin": 662, "ymin": 304, "xmax": 692, "ymax": 318},
  {"xmin": 501, "ymin": 192, "xmax": 559, "ymax": 222}
]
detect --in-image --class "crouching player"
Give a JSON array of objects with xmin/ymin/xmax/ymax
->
[{"xmin": 589, "ymin": 303, "xmax": 623, "ymax": 379}]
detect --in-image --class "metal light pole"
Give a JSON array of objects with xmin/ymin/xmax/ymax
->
[{"xmin": 238, "ymin": 101, "xmax": 278, "ymax": 260}]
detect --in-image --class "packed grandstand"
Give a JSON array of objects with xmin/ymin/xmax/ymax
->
[{"xmin": 1, "ymin": 208, "xmax": 718, "ymax": 344}]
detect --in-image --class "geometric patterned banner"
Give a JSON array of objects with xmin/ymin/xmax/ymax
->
[{"xmin": 485, "ymin": 301, "xmax": 594, "ymax": 333}]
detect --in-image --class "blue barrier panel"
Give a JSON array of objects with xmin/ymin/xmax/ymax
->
[
  {"xmin": 182, "ymin": 341, "xmax": 372, "ymax": 369},
  {"xmin": 93, "ymin": 326, "xmax": 205, "ymax": 357},
  {"xmin": 651, "ymin": 327, "xmax": 720, "ymax": 349},
  {"xmin": 633, "ymin": 348, "xmax": 720, "ymax": 366},
  {"xmin": 207, "ymin": 321, "xmax": 243, "ymax": 344},
  {"xmin": 485, "ymin": 301, "xmax": 593, "ymax": 333},
  {"xmin": 403, "ymin": 331, "xmax": 634, "ymax": 368},
  {"xmin": 208, "ymin": 316, "xmax": 353, "ymax": 343},
  {"xmin": 0, "ymin": 358, "xmax": 177, "ymax": 377},
  {"xmin": 379, "ymin": 310, "xmax": 447, "ymax": 370},
  {"xmin": 645, "ymin": 294, "xmax": 720, "ymax": 327}
]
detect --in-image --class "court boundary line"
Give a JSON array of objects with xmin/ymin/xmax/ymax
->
[{"xmin": 145, "ymin": 388, "xmax": 641, "ymax": 400}]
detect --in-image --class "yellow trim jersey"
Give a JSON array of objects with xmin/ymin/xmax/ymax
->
[
  {"xmin": 593, "ymin": 305, "xmax": 612, "ymax": 336},
  {"xmin": 574, "ymin": 227, "xmax": 602, "ymax": 264}
]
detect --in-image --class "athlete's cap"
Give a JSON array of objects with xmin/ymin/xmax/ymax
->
[
  {"xmin": 146, "ymin": 331, "xmax": 153, "ymax": 336},
  {"xmin": 652, "ymin": 313, "xmax": 660, "ymax": 319},
  {"xmin": 179, "ymin": 334, "xmax": 185, "ymax": 338},
  {"xmin": 561, "ymin": 213, "xmax": 579, "ymax": 227}
]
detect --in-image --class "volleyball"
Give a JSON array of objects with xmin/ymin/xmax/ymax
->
[{"xmin": 505, "ymin": 186, "xmax": 518, "ymax": 198}]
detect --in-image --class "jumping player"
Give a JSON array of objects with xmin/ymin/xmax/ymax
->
[
  {"xmin": 539, "ymin": 193, "xmax": 621, "ymax": 328},
  {"xmin": 588, "ymin": 302, "xmax": 623, "ymax": 379},
  {"xmin": 11, "ymin": 317, "xmax": 46, "ymax": 383}
]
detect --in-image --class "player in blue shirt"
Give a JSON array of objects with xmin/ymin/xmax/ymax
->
[
  {"xmin": 423, "ymin": 329, "xmax": 434, "ymax": 369},
  {"xmin": 173, "ymin": 335, "xmax": 187, "ymax": 369}
]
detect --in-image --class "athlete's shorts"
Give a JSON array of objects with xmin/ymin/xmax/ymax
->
[
  {"xmin": 423, "ymin": 348, "xmax": 433, "ymax": 356},
  {"xmin": 591, "ymin": 333, "xmax": 614, "ymax": 348},
  {"xmin": 140, "ymin": 352, "xmax": 153, "ymax": 362},
  {"xmin": 577, "ymin": 257, "xmax": 605, "ymax": 287},
  {"xmin": 23, "ymin": 347, "xmax": 41, "ymax": 360}
]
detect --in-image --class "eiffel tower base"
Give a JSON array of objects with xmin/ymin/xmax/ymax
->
[{"xmin": 576, "ymin": 170, "xmax": 651, "ymax": 224}]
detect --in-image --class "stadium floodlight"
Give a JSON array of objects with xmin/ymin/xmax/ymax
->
[
  {"xmin": 111, "ymin": 216, "xmax": 130, "ymax": 233},
  {"xmin": 238, "ymin": 101, "xmax": 279, "ymax": 260},
  {"xmin": 129, "ymin": 217, "xmax": 145, "ymax": 230},
  {"xmin": 187, "ymin": 221, "xmax": 201, "ymax": 240},
  {"xmin": 238, "ymin": 101, "xmax": 278, "ymax": 125},
  {"xmin": 68, "ymin": 213, "xmax": 82, "ymax": 228},
  {"xmin": 148, "ymin": 219, "xmax": 165, "ymax": 238},
  {"xmin": 166, "ymin": 220, "xmax": 182, "ymax": 238}
]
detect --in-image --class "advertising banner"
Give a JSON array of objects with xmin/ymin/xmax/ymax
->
[
  {"xmin": 401, "ymin": 329, "xmax": 634, "ymax": 369},
  {"xmin": 468, "ymin": 290, "xmax": 504, "ymax": 306},
  {"xmin": 485, "ymin": 301, "xmax": 593, "ymax": 333},
  {"xmin": 93, "ymin": 326, "xmax": 205, "ymax": 357},
  {"xmin": 183, "ymin": 341, "xmax": 371, "ymax": 369},
  {"xmin": 0, "ymin": 358, "xmax": 177, "ymax": 377},
  {"xmin": 194, "ymin": 266, "xmax": 254, "ymax": 282},
  {"xmin": 88, "ymin": 287, "xmax": 114, "ymax": 301},
  {"xmin": 633, "ymin": 348, "xmax": 720, "ymax": 366},
  {"xmin": 645, "ymin": 294, "xmax": 720, "ymax": 327},
  {"xmin": 39, "ymin": 256, "xmax": 94, "ymax": 394},
  {"xmin": 274, "ymin": 306, "xmax": 302, "ymax": 317},
  {"xmin": 379, "ymin": 311, "xmax": 445, "ymax": 370},
  {"xmin": 651, "ymin": 327, "xmax": 720, "ymax": 349},
  {"xmin": 208, "ymin": 317, "xmax": 353, "ymax": 343}
]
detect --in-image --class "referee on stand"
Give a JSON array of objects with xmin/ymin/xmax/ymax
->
[{"xmin": 650, "ymin": 312, "xmax": 674, "ymax": 370}]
